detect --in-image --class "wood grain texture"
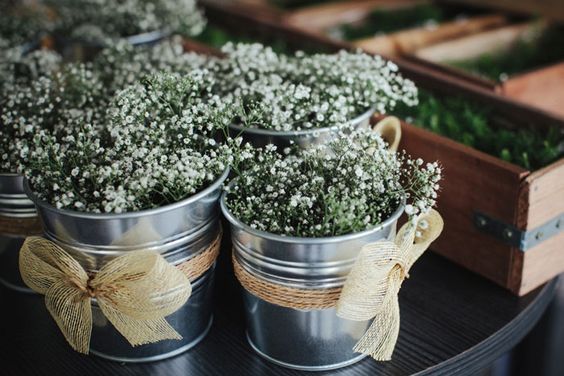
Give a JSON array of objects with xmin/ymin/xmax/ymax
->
[
  {"xmin": 0, "ymin": 236, "xmax": 557, "ymax": 376},
  {"xmin": 503, "ymin": 62, "xmax": 564, "ymax": 119},
  {"xmin": 520, "ymin": 233, "xmax": 564, "ymax": 295},
  {"xmin": 523, "ymin": 158, "xmax": 564, "ymax": 230},
  {"xmin": 284, "ymin": 0, "xmax": 423, "ymax": 31},
  {"xmin": 355, "ymin": 14, "xmax": 509, "ymax": 56},
  {"xmin": 414, "ymin": 22, "xmax": 534, "ymax": 62},
  {"xmin": 399, "ymin": 121, "xmax": 525, "ymax": 288}
]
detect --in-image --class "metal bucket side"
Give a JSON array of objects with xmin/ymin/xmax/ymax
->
[
  {"xmin": 0, "ymin": 174, "xmax": 37, "ymax": 292},
  {"xmin": 19, "ymin": 173, "xmax": 225, "ymax": 359},
  {"xmin": 228, "ymin": 107, "xmax": 375, "ymax": 150},
  {"xmin": 221, "ymin": 188, "xmax": 404, "ymax": 288},
  {"xmin": 221, "ymin": 190, "xmax": 403, "ymax": 370},
  {"xmin": 24, "ymin": 169, "xmax": 229, "ymax": 250},
  {"xmin": 56, "ymin": 30, "xmax": 169, "ymax": 61},
  {"xmin": 242, "ymin": 290, "xmax": 369, "ymax": 371},
  {"xmin": 0, "ymin": 235, "xmax": 33, "ymax": 293},
  {"xmin": 45, "ymin": 216, "xmax": 222, "ymax": 272},
  {"xmin": 90, "ymin": 263, "xmax": 215, "ymax": 362}
]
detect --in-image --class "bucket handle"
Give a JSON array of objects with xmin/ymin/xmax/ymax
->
[{"xmin": 372, "ymin": 116, "xmax": 401, "ymax": 152}]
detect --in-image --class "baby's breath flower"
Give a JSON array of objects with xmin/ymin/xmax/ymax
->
[
  {"xmin": 226, "ymin": 129, "xmax": 441, "ymax": 237},
  {"xmin": 211, "ymin": 43, "xmax": 417, "ymax": 131},
  {"xmin": 26, "ymin": 72, "xmax": 238, "ymax": 213},
  {"xmin": 46, "ymin": 0, "xmax": 206, "ymax": 44}
]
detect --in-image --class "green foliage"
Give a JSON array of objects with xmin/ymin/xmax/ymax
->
[
  {"xmin": 447, "ymin": 24, "xmax": 564, "ymax": 81},
  {"xmin": 336, "ymin": 4, "xmax": 446, "ymax": 41},
  {"xmin": 393, "ymin": 89, "xmax": 564, "ymax": 170},
  {"xmin": 194, "ymin": 25, "xmax": 295, "ymax": 54}
]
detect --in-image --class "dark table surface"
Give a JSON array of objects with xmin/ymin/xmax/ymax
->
[{"xmin": 0, "ymin": 248, "xmax": 557, "ymax": 376}]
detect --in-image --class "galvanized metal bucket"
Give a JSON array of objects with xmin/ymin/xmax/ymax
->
[
  {"xmin": 220, "ymin": 189, "xmax": 404, "ymax": 371},
  {"xmin": 57, "ymin": 30, "xmax": 169, "ymax": 61},
  {"xmin": 229, "ymin": 107, "xmax": 375, "ymax": 150},
  {"xmin": 0, "ymin": 174, "xmax": 38, "ymax": 293},
  {"xmin": 23, "ymin": 168, "xmax": 229, "ymax": 362}
]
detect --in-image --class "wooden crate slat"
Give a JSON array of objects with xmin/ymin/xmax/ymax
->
[
  {"xmin": 502, "ymin": 62, "xmax": 564, "ymax": 118},
  {"xmin": 414, "ymin": 22, "xmax": 534, "ymax": 62},
  {"xmin": 401, "ymin": 123, "xmax": 524, "ymax": 287},
  {"xmin": 355, "ymin": 13, "xmax": 509, "ymax": 56},
  {"xmin": 519, "ymin": 231, "xmax": 564, "ymax": 294},
  {"xmin": 524, "ymin": 158, "xmax": 564, "ymax": 230},
  {"xmin": 283, "ymin": 0, "xmax": 423, "ymax": 31}
]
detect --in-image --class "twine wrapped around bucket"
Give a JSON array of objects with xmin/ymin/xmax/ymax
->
[
  {"xmin": 0, "ymin": 215, "xmax": 42, "ymax": 236},
  {"xmin": 233, "ymin": 209, "xmax": 443, "ymax": 362},
  {"xmin": 19, "ymin": 231, "xmax": 221, "ymax": 354}
]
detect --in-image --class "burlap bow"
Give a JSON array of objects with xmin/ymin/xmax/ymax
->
[
  {"xmin": 19, "ymin": 236, "xmax": 192, "ymax": 354},
  {"xmin": 336, "ymin": 209, "xmax": 443, "ymax": 361}
]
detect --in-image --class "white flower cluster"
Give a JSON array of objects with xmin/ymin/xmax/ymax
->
[
  {"xmin": 0, "ymin": 38, "xmax": 208, "ymax": 174},
  {"xmin": 94, "ymin": 37, "xmax": 208, "ymax": 95},
  {"xmin": 46, "ymin": 0, "xmax": 206, "ymax": 43},
  {"xmin": 0, "ymin": 57, "xmax": 101, "ymax": 173},
  {"xmin": 27, "ymin": 72, "xmax": 236, "ymax": 213},
  {"xmin": 210, "ymin": 43, "xmax": 418, "ymax": 131},
  {"xmin": 226, "ymin": 129, "xmax": 441, "ymax": 237},
  {"xmin": 0, "ymin": 48, "xmax": 62, "ymax": 90}
]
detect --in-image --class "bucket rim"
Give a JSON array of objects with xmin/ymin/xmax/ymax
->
[
  {"xmin": 221, "ymin": 179, "xmax": 405, "ymax": 244},
  {"xmin": 229, "ymin": 107, "xmax": 375, "ymax": 137},
  {"xmin": 24, "ymin": 168, "xmax": 229, "ymax": 220}
]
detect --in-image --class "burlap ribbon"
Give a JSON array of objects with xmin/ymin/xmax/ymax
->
[
  {"xmin": 336, "ymin": 209, "xmax": 443, "ymax": 360},
  {"xmin": 19, "ymin": 233, "xmax": 221, "ymax": 354},
  {"xmin": 233, "ymin": 209, "xmax": 443, "ymax": 362}
]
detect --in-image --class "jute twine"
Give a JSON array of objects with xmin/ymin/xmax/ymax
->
[
  {"xmin": 232, "ymin": 254, "xmax": 342, "ymax": 310},
  {"xmin": 19, "ymin": 230, "xmax": 222, "ymax": 354},
  {"xmin": 0, "ymin": 215, "xmax": 42, "ymax": 236},
  {"xmin": 177, "ymin": 230, "xmax": 221, "ymax": 281},
  {"xmin": 232, "ymin": 210, "xmax": 443, "ymax": 361}
]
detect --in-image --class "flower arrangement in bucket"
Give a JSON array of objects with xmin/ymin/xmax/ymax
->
[
  {"xmin": 45, "ymin": 0, "xmax": 206, "ymax": 46},
  {"xmin": 0, "ymin": 34, "xmax": 213, "ymax": 292},
  {"xmin": 221, "ymin": 126, "xmax": 443, "ymax": 370},
  {"xmin": 0, "ymin": 48, "xmax": 67, "ymax": 291},
  {"xmin": 17, "ymin": 71, "xmax": 239, "ymax": 361},
  {"xmin": 209, "ymin": 43, "xmax": 418, "ymax": 149}
]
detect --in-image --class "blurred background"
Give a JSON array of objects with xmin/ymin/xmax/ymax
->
[{"xmin": 1, "ymin": 0, "xmax": 564, "ymax": 375}]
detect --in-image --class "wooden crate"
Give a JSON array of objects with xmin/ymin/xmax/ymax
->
[
  {"xmin": 396, "ymin": 119, "xmax": 564, "ymax": 296},
  {"xmin": 280, "ymin": 0, "xmax": 510, "ymax": 56},
  {"xmin": 283, "ymin": 0, "xmax": 424, "ymax": 32},
  {"xmin": 411, "ymin": 22, "xmax": 564, "ymax": 118},
  {"xmin": 441, "ymin": 0, "xmax": 564, "ymax": 23},
  {"xmin": 199, "ymin": 1, "xmax": 564, "ymax": 295}
]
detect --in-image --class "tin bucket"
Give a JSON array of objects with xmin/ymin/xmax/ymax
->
[
  {"xmin": 220, "ymin": 189, "xmax": 404, "ymax": 371},
  {"xmin": 0, "ymin": 174, "xmax": 39, "ymax": 293},
  {"xmin": 56, "ymin": 30, "xmax": 169, "ymax": 61},
  {"xmin": 23, "ymin": 168, "xmax": 229, "ymax": 362},
  {"xmin": 228, "ymin": 107, "xmax": 375, "ymax": 150}
]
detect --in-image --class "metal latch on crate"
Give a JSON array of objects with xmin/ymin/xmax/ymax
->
[{"xmin": 474, "ymin": 212, "xmax": 564, "ymax": 251}]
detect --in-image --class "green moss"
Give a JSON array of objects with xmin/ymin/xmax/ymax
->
[
  {"xmin": 446, "ymin": 24, "xmax": 564, "ymax": 82},
  {"xmin": 393, "ymin": 89, "xmax": 563, "ymax": 170},
  {"xmin": 193, "ymin": 24, "xmax": 293, "ymax": 54},
  {"xmin": 194, "ymin": 24, "xmax": 325, "ymax": 54},
  {"xmin": 334, "ymin": 4, "xmax": 447, "ymax": 41}
]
